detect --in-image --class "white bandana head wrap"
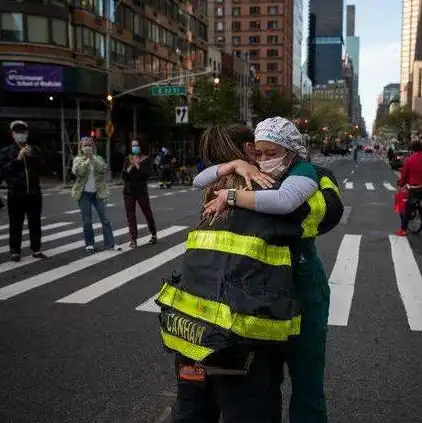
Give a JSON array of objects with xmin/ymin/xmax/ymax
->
[{"xmin": 254, "ymin": 117, "xmax": 307, "ymax": 159}]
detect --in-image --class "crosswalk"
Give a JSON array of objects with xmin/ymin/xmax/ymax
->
[
  {"xmin": 311, "ymin": 153, "xmax": 383, "ymax": 166},
  {"xmin": 342, "ymin": 181, "xmax": 396, "ymax": 192},
  {"xmin": 1, "ymin": 217, "xmax": 422, "ymax": 333}
]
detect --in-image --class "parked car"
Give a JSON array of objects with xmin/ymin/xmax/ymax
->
[{"xmin": 390, "ymin": 150, "xmax": 410, "ymax": 170}]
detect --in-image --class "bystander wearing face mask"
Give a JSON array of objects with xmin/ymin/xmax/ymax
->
[
  {"xmin": 82, "ymin": 146, "xmax": 93, "ymax": 155},
  {"xmin": 12, "ymin": 132, "xmax": 28, "ymax": 144}
]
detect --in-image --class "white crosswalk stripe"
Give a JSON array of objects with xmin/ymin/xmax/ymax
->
[
  {"xmin": 1, "ymin": 215, "xmax": 422, "ymax": 334},
  {"xmin": 343, "ymin": 181, "xmax": 397, "ymax": 191}
]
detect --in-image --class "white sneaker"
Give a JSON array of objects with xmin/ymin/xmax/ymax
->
[
  {"xmin": 111, "ymin": 245, "xmax": 122, "ymax": 251},
  {"xmin": 86, "ymin": 245, "xmax": 94, "ymax": 253}
]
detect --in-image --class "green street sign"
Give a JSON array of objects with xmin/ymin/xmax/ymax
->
[{"xmin": 150, "ymin": 86, "xmax": 186, "ymax": 96}]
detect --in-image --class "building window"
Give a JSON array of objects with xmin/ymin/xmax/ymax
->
[
  {"xmin": 268, "ymin": 20, "xmax": 278, "ymax": 30},
  {"xmin": 216, "ymin": 7, "xmax": 223, "ymax": 17},
  {"xmin": 267, "ymin": 63, "xmax": 278, "ymax": 72},
  {"xmin": 252, "ymin": 63, "xmax": 260, "ymax": 71},
  {"xmin": 268, "ymin": 6, "xmax": 278, "ymax": 15},
  {"xmin": 95, "ymin": 32, "xmax": 105, "ymax": 57},
  {"xmin": 268, "ymin": 35, "xmax": 278, "ymax": 44},
  {"xmin": 250, "ymin": 7, "xmax": 260, "ymax": 16},
  {"xmin": 249, "ymin": 36, "xmax": 260, "ymax": 44},
  {"xmin": 232, "ymin": 21, "xmax": 241, "ymax": 31},
  {"xmin": 249, "ymin": 21, "xmax": 260, "ymax": 30},
  {"xmin": 249, "ymin": 50, "xmax": 259, "ymax": 59},
  {"xmin": 232, "ymin": 36, "xmax": 240, "ymax": 45},
  {"xmin": 232, "ymin": 7, "xmax": 240, "ymax": 17},
  {"xmin": 52, "ymin": 19, "xmax": 68, "ymax": 46},
  {"xmin": 27, "ymin": 15, "xmax": 49, "ymax": 44},
  {"xmin": 0, "ymin": 13, "xmax": 24, "ymax": 42},
  {"xmin": 267, "ymin": 49, "xmax": 278, "ymax": 57},
  {"xmin": 267, "ymin": 76, "xmax": 278, "ymax": 85},
  {"xmin": 233, "ymin": 50, "xmax": 241, "ymax": 57},
  {"xmin": 83, "ymin": 28, "xmax": 95, "ymax": 55},
  {"xmin": 216, "ymin": 21, "xmax": 224, "ymax": 31}
]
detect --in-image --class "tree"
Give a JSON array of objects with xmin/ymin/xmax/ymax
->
[
  {"xmin": 307, "ymin": 98, "xmax": 350, "ymax": 142},
  {"xmin": 384, "ymin": 106, "xmax": 419, "ymax": 143},
  {"xmin": 251, "ymin": 87, "xmax": 293, "ymax": 124},
  {"xmin": 189, "ymin": 76, "xmax": 239, "ymax": 126}
]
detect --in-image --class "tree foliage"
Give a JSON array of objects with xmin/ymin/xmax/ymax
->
[
  {"xmin": 189, "ymin": 76, "xmax": 239, "ymax": 126},
  {"xmin": 307, "ymin": 98, "xmax": 350, "ymax": 139},
  {"xmin": 251, "ymin": 87, "xmax": 293, "ymax": 124}
]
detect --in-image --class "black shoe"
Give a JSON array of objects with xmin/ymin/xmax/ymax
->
[
  {"xmin": 10, "ymin": 253, "xmax": 20, "ymax": 262},
  {"xmin": 32, "ymin": 252, "xmax": 47, "ymax": 260},
  {"xmin": 148, "ymin": 235, "xmax": 157, "ymax": 245}
]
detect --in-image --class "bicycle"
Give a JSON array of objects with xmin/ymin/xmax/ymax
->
[{"xmin": 407, "ymin": 196, "xmax": 422, "ymax": 234}]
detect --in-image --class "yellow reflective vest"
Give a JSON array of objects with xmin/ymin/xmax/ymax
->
[{"xmin": 157, "ymin": 207, "xmax": 303, "ymax": 363}]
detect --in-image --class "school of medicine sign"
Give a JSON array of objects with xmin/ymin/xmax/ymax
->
[{"xmin": 2, "ymin": 63, "xmax": 63, "ymax": 92}]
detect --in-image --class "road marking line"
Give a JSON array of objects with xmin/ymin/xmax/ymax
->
[
  {"xmin": 0, "ymin": 222, "xmax": 72, "ymax": 241},
  {"xmin": 365, "ymin": 182, "xmax": 375, "ymax": 190},
  {"xmin": 0, "ymin": 226, "xmax": 187, "ymax": 301},
  {"xmin": 150, "ymin": 195, "xmax": 158, "ymax": 199},
  {"xmin": 0, "ymin": 224, "xmax": 97, "ymax": 254},
  {"xmin": 345, "ymin": 182, "xmax": 354, "ymax": 189},
  {"xmin": 164, "ymin": 192, "xmax": 174, "ymax": 196},
  {"xmin": 136, "ymin": 293, "xmax": 160, "ymax": 312},
  {"xmin": 383, "ymin": 182, "xmax": 395, "ymax": 191},
  {"xmin": 389, "ymin": 235, "xmax": 422, "ymax": 331},
  {"xmin": 340, "ymin": 206, "xmax": 352, "ymax": 224},
  {"xmin": 56, "ymin": 228, "xmax": 188, "ymax": 304},
  {"xmin": 0, "ymin": 225, "xmax": 146, "ymax": 276},
  {"xmin": 190, "ymin": 188, "xmax": 197, "ymax": 191},
  {"xmin": 343, "ymin": 179, "xmax": 348, "ymax": 183},
  {"xmin": 179, "ymin": 189, "xmax": 188, "ymax": 193},
  {"xmin": 351, "ymin": 170, "xmax": 355, "ymax": 174},
  {"xmin": 328, "ymin": 234, "xmax": 362, "ymax": 326}
]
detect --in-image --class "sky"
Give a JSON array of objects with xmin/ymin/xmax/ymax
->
[{"xmin": 302, "ymin": 0, "xmax": 402, "ymax": 134}]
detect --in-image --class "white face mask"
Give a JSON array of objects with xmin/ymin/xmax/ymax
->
[
  {"xmin": 258, "ymin": 155, "xmax": 288, "ymax": 178},
  {"xmin": 82, "ymin": 146, "xmax": 93, "ymax": 155},
  {"xmin": 12, "ymin": 132, "xmax": 27, "ymax": 144}
]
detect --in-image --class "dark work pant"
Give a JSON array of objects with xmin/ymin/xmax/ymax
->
[
  {"xmin": 401, "ymin": 189, "xmax": 422, "ymax": 230},
  {"xmin": 172, "ymin": 349, "xmax": 284, "ymax": 423},
  {"xmin": 124, "ymin": 194, "xmax": 156, "ymax": 239},
  {"xmin": 8, "ymin": 192, "xmax": 42, "ymax": 254}
]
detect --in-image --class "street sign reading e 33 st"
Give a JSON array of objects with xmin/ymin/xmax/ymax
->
[{"xmin": 150, "ymin": 86, "xmax": 186, "ymax": 96}]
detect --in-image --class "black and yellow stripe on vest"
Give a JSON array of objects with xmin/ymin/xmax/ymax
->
[
  {"xmin": 156, "ymin": 208, "xmax": 303, "ymax": 363},
  {"xmin": 284, "ymin": 164, "xmax": 343, "ymax": 238}
]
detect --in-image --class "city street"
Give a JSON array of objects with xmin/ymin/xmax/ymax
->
[{"xmin": 0, "ymin": 154, "xmax": 421, "ymax": 423}]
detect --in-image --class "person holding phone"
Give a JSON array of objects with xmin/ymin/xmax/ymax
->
[{"xmin": 122, "ymin": 140, "xmax": 157, "ymax": 247}]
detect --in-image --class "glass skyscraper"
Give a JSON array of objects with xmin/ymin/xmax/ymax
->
[{"xmin": 308, "ymin": 0, "xmax": 344, "ymax": 85}]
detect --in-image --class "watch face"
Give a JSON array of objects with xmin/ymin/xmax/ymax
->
[{"xmin": 228, "ymin": 191, "xmax": 235, "ymax": 201}]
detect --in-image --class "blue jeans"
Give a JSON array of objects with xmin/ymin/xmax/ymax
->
[{"xmin": 78, "ymin": 192, "xmax": 115, "ymax": 248}]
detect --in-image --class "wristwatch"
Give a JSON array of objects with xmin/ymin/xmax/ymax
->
[{"xmin": 227, "ymin": 189, "xmax": 237, "ymax": 206}]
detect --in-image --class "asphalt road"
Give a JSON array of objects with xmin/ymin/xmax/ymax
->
[{"xmin": 0, "ymin": 152, "xmax": 421, "ymax": 423}]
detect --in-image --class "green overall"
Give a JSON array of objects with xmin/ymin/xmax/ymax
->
[{"xmin": 288, "ymin": 161, "xmax": 330, "ymax": 423}]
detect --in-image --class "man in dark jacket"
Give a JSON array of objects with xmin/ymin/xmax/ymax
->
[
  {"xmin": 122, "ymin": 140, "xmax": 157, "ymax": 247},
  {"xmin": 0, "ymin": 121, "xmax": 47, "ymax": 261}
]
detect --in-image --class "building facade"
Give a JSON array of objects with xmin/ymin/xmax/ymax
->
[
  {"xmin": 0, "ymin": 0, "xmax": 208, "ymax": 156},
  {"xmin": 346, "ymin": 5, "xmax": 355, "ymax": 37},
  {"xmin": 346, "ymin": 4, "xmax": 361, "ymax": 126},
  {"xmin": 383, "ymin": 83, "xmax": 400, "ymax": 104},
  {"xmin": 308, "ymin": 0, "xmax": 344, "ymax": 85},
  {"xmin": 292, "ymin": 0, "xmax": 304, "ymax": 97},
  {"xmin": 208, "ymin": 0, "xmax": 295, "ymax": 96},
  {"xmin": 400, "ymin": 0, "xmax": 421, "ymax": 106},
  {"xmin": 312, "ymin": 80, "xmax": 350, "ymax": 120}
]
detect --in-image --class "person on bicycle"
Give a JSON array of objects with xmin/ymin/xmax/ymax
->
[{"xmin": 396, "ymin": 140, "xmax": 422, "ymax": 236}]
